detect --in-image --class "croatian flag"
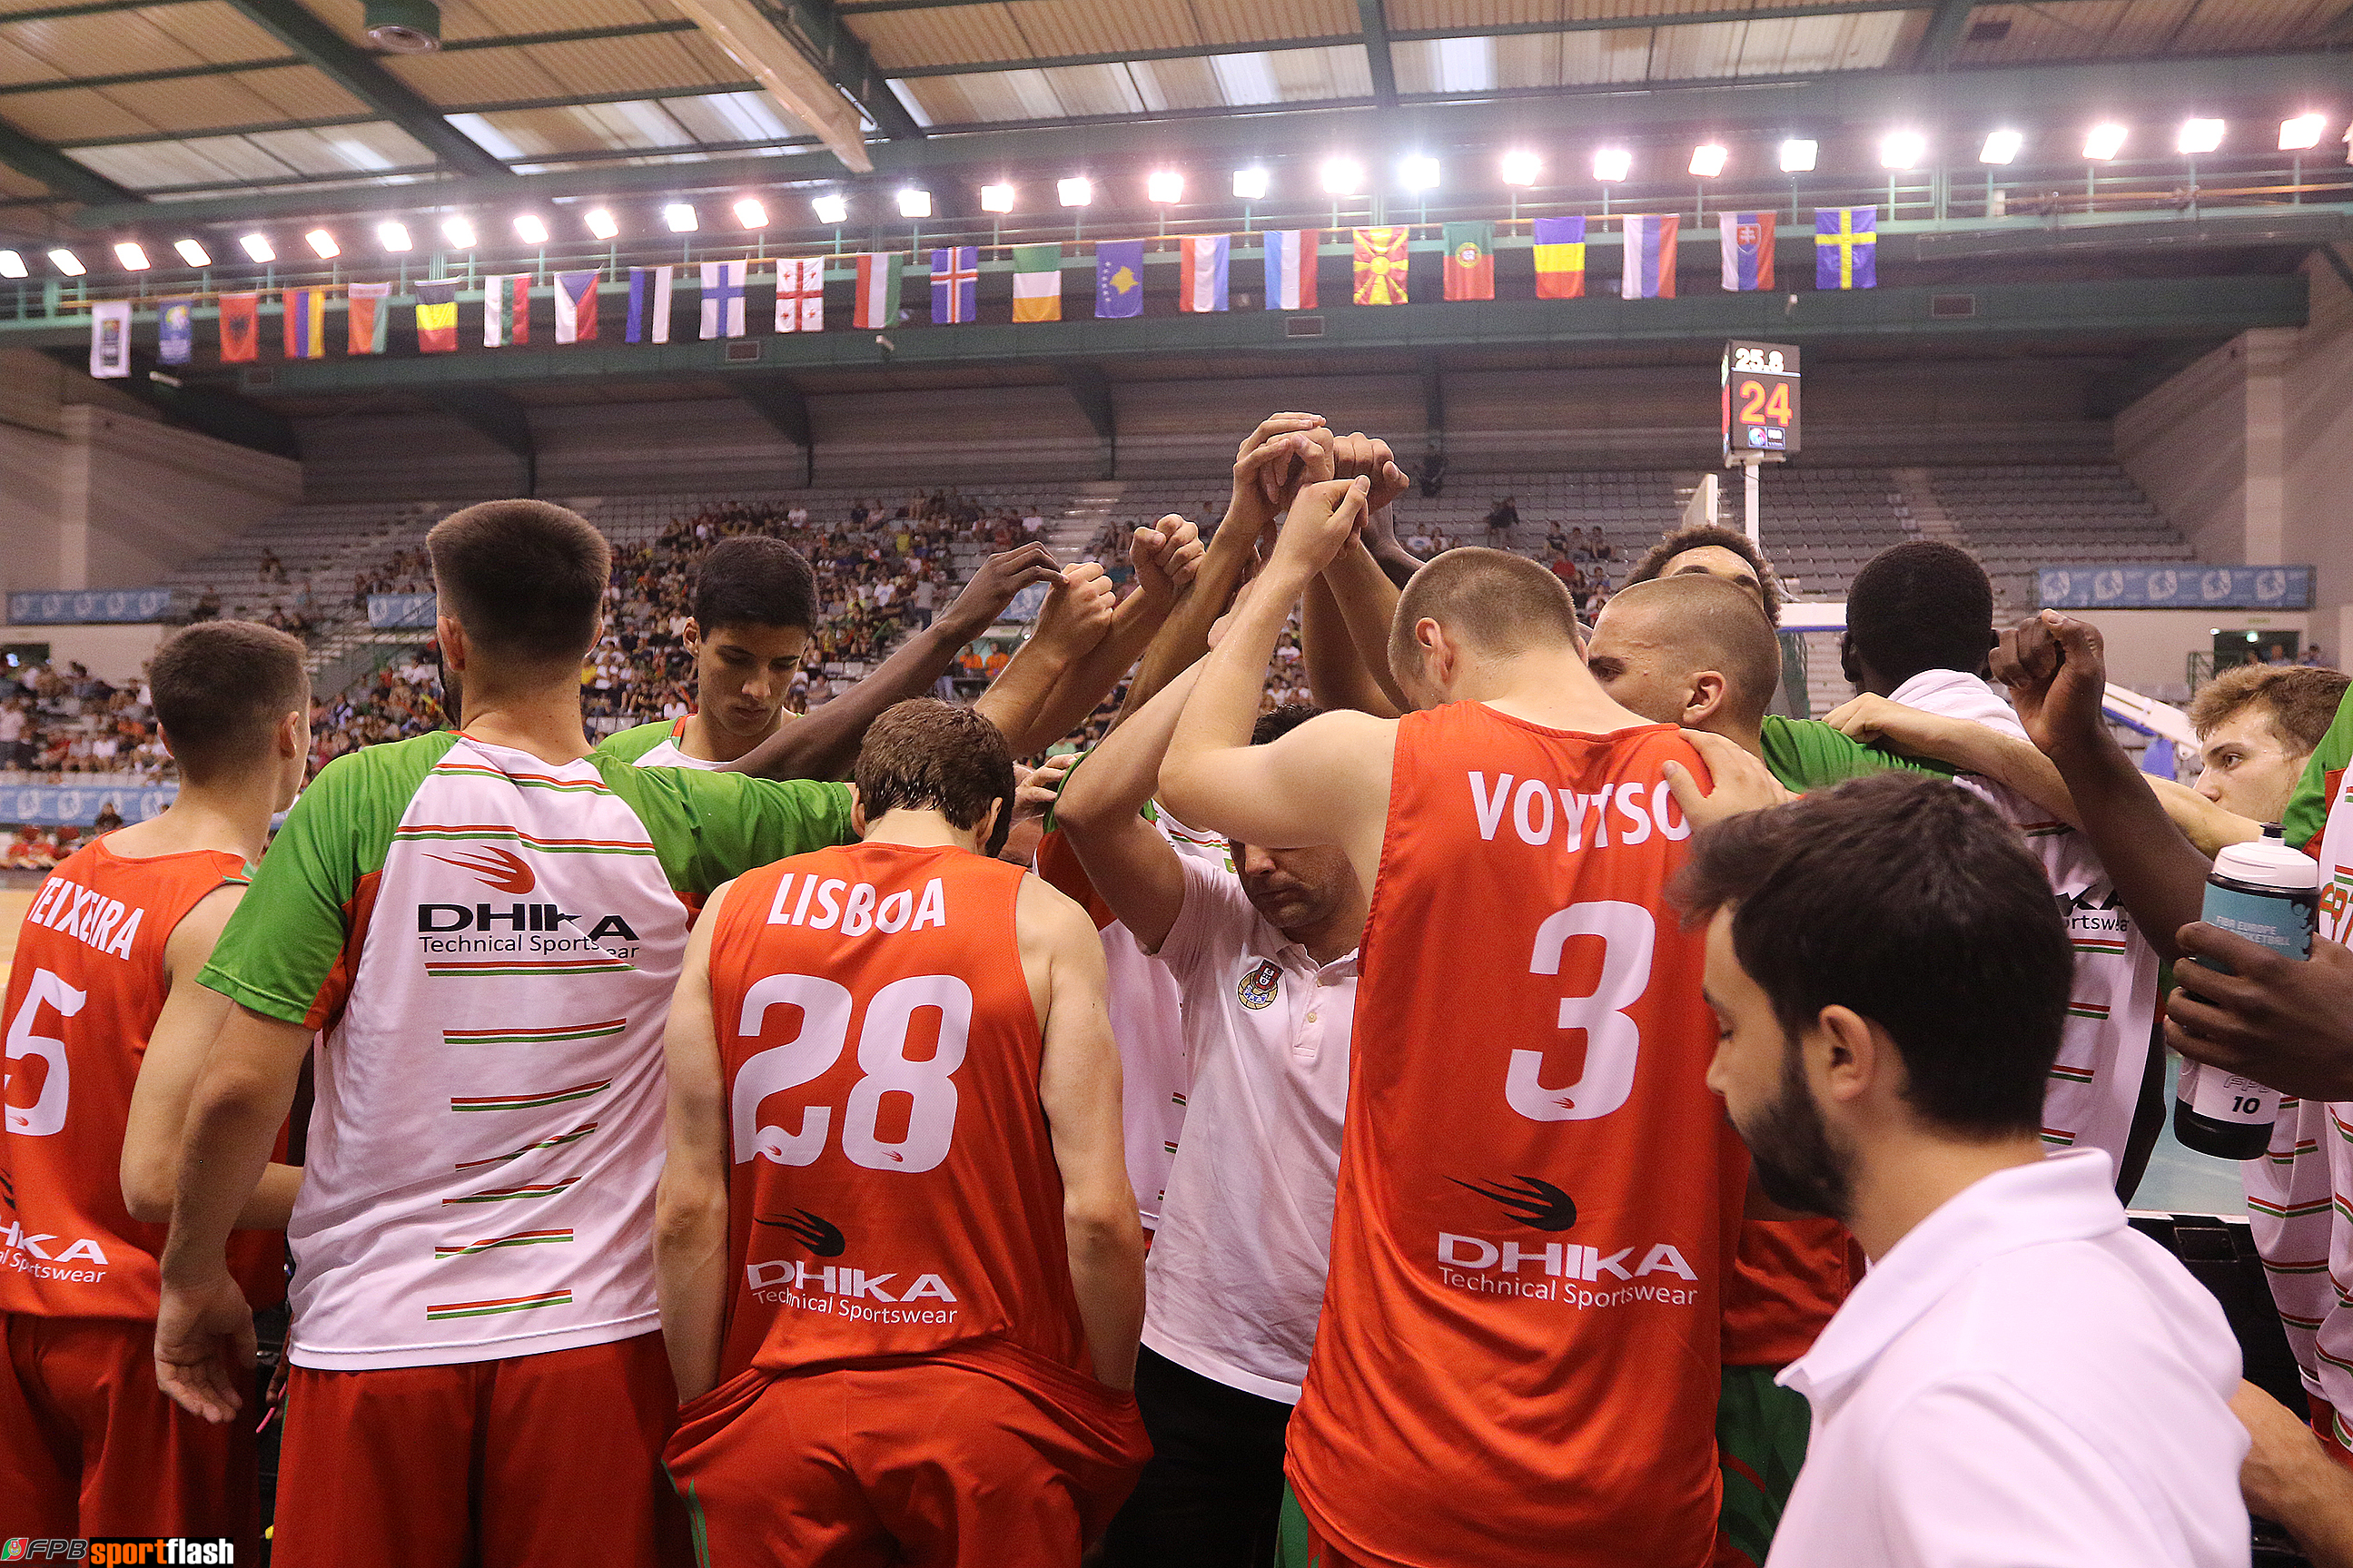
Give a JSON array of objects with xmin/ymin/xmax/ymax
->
[
  {"xmin": 626, "ymin": 266, "xmax": 671, "ymax": 343},
  {"xmin": 1719, "ymin": 212, "xmax": 1775, "ymax": 291},
  {"xmin": 553, "ymin": 269, "xmax": 599, "ymax": 342},
  {"xmin": 1621, "ymin": 214, "xmax": 1678, "ymax": 300},
  {"xmin": 855, "ymin": 252, "xmax": 904, "ymax": 330},
  {"xmin": 931, "ymin": 246, "xmax": 978, "ymax": 324},
  {"xmin": 1262, "ymin": 230, "xmax": 1316, "ymax": 311},
  {"xmin": 1179, "ymin": 234, "xmax": 1229, "ymax": 312},
  {"xmin": 699, "ymin": 260, "xmax": 746, "ymax": 339}
]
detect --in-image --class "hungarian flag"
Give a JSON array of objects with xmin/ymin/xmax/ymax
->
[
  {"xmin": 347, "ymin": 281, "xmax": 391, "ymax": 355},
  {"xmin": 413, "ymin": 281, "xmax": 458, "ymax": 352},
  {"xmin": 484, "ymin": 275, "xmax": 529, "ymax": 346},
  {"xmin": 1814, "ymin": 206, "xmax": 1877, "ymax": 290},
  {"xmin": 775, "ymin": 257, "xmax": 822, "ymax": 332},
  {"xmin": 1178, "ymin": 234, "xmax": 1229, "ymax": 312},
  {"xmin": 930, "ymin": 247, "xmax": 978, "ymax": 325},
  {"xmin": 554, "ymin": 270, "xmax": 598, "ymax": 342},
  {"xmin": 854, "ymin": 252, "xmax": 903, "ymax": 330},
  {"xmin": 1011, "ymin": 243, "xmax": 1061, "ymax": 322},
  {"xmin": 1621, "ymin": 214, "xmax": 1678, "ymax": 300},
  {"xmin": 1720, "ymin": 213, "xmax": 1775, "ymax": 291},
  {"xmin": 219, "ymin": 291, "xmax": 259, "ymax": 362},
  {"xmin": 282, "ymin": 287, "xmax": 327, "ymax": 359},
  {"xmin": 1442, "ymin": 222, "xmax": 1493, "ymax": 301},
  {"xmin": 626, "ymin": 266, "xmax": 671, "ymax": 343},
  {"xmin": 1262, "ymin": 230, "xmax": 1316, "ymax": 310},
  {"xmin": 1532, "ymin": 216, "xmax": 1586, "ymax": 299},
  {"xmin": 1353, "ymin": 227, "xmax": 1408, "ymax": 305}
]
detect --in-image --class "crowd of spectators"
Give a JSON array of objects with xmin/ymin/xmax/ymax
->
[{"xmin": 0, "ymin": 661, "xmax": 173, "ymax": 781}]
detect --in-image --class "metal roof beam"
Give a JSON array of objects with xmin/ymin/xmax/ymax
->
[
  {"xmin": 0, "ymin": 58, "xmax": 303, "ymax": 97},
  {"xmin": 667, "ymin": 0, "xmax": 915, "ymax": 173},
  {"xmin": 1914, "ymin": 0, "xmax": 1980, "ymax": 68},
  {"xmin": 0, "ymin": 119, "xmax": 134, "ymax": 205},
  {"xmin": 1359, "ymin": 0, "xmax": 1398, "ymax": 108},
  {"xmin": 218, "ymin": 0, "xmax": 510, "ymax": 179}
]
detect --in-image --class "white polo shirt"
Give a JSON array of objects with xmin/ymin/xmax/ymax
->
[
  {"xmin": 1142, "ymin": 853, "xmax": 1355, "ymax": 1405},
  {"xmin": 1770, "ymin": 1150, "xmax": 2248, "ymax": 1568}
]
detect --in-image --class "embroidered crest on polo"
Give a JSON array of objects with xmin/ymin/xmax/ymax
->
[{"xmin": 1236, "ymin": 958, "xmax": 1280, "ymax": 1010}]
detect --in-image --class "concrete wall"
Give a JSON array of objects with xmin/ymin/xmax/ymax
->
[
  {"xmin": 0, "ymin": 623, "xmax": 170, "ymax": 682},
  {"xmin": 2071, "ymin": 607, "xmax": 2309, "ymax": 696}
]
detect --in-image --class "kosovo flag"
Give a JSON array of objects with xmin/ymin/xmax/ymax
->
[
  {"xmin": 1096, "ymin": 241, "xmax": 1143, "ymax": 318},
  {"xmin": 1814, "ymin": 207, "xmax": 1877, "ymax": 290}
]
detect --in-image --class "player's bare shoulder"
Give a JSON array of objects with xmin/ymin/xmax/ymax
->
[{"xmin": 1014, "ymin": 869, "xmax": 1110, "ymax": 1020}]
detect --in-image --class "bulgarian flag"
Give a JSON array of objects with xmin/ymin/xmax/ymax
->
[
  {"xmin": 553, "ymin": 270, "xmax": 599, "ymax": 342},
  {"xmin": 1442, "ymin": 222, "xmax": 1493, "ymax": 301},
  {"xmin": 855, "ymin": 252, "xmax": 903, "ymax": 330},
  {"xmin": 1532, "ymin": 216, "xmax": 1586, "ymax": 299},
  {"xmin": 347, "ymin": 281, "xmax": 391, "ymax": 354},
  {"xmin": 485, "ymin": 275, "xmax": 529, "ymax": 346},
  {"xmin": 413, "ymin": 281, "xmax": 458, "ymax": 352},
  {"xmin": 1011, "ymin": 243, "xmax": 1062, "ymax": 321},
  {"xmin": 1352, "ymin": 227, "xmax": 1408, "ymax": 305}
]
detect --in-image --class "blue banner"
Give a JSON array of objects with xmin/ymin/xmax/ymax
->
[
  {"xmin": 6, "ymin": 587, "xmax": 176, "ymax": 624},
  {"xmin": 158, "ymin": 297, "xmax": 194, "ymax": 365},
  {"xmin": 1, "ymin": 781, "xmax": 176, "ymax": 827},
  {"xmin": 2037, "ymin": 565, "xmax": 2313, "ymax": 611},
  {"xmin": 368, "ymin": 593, "xmax": 438, "ymax": 628}
]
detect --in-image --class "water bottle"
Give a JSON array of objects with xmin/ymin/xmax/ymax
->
[{"xmin": 2172, "ymin": 826, "xmax": 2320, "ymax": 1160}]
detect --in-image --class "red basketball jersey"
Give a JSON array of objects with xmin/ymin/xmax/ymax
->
[
  {"xmin": 1287, "ymin": 705, "xmax": 1748, "ymax": 1568},
  {"xmin": 706, "ymin": 842, "xmax": 1090, "ymax": 1381},
  {"xmin": 1, "ymin": 837, "xmax": 286, "ymax": 1319}
]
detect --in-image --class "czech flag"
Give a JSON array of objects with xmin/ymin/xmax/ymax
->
[
  {"xmin": 1262, "ymin": 230, "xmax": 1317, "ymax": 311},
  {"xmin": 1621, "ymin": 214, "xmax": 1678, "ymax": 300},
  {"xmin": 1179, "ymin": 234, "xmax": 1229, "ymax": 312},
  {"xmin": 554, "ymin": 270, "xmax": 598, "ymax": 343},
  {"xmin": 1719, "ymin": 212, "xmax": 1775, "ymax": 291}
]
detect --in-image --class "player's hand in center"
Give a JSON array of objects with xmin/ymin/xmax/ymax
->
[{"xmin": 1270, "ymin": 478, "xmax": 1371, "ymax": 581}]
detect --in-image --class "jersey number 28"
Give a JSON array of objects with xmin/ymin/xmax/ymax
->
[{"xmin": 731, "ymin": 972, "xmax": 968, "ymax": 1174}]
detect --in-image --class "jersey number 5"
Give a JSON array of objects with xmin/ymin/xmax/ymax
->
[
  {"xmin": 731, "ymin": 972, "xmax": 970, "ymax": 1174},
  {"xmin": 1507, "ymin": 902, "xmax": 1655, "ymax": 1123},
  {"xmin": 5, "ymin": 968, "xmax": 85, "ymax": 1138}
]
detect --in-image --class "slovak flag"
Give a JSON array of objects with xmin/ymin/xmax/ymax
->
[
  {"xmin": 1179, "ymin": 234, "xmax": 1230, "ymax": 312},
  {"xmin": 1719, "ymin": 212, "xmax": 1775, "ymax": 291},
  {"xmin": 1262, "ymin": 230, "xmax": 1317, "ymax": 311},
  {"xmin": 1621, "ymin": 214, "xmax": 1679, "ymax": 300}
]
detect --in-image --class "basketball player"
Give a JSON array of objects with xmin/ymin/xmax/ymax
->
[
  {"xmin": 153, "ymin": 500, "xmax": 881, "ymax": 1568},
  {"xmin": 656, "ymin": 700, "xmax": 1148, "ymax": 1564},
  {"xmin": 2187, "ymin": 664, "xmax": 2349, "ymax": 824},
  {"xmin": 1625, "ymin": 524, "xmax": 1785, "ymax": 624},
  {"xmin": 1159, "ymin": 479, "xmax": 1755, "ymax": 1568},
  {"xmin": 0, "ymin": 621, "xmax": 309, "ymax": 1556}
]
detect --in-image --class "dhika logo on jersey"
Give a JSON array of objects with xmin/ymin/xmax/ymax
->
[
  {"xmin": 742, "ymin": 1209, "xmax": 959, "ymax": 1317},
  {"xmin": 1236, "ymin": 959, "xmax": 1280, "ymax": 1010},
  {"xmin": 756, "ymin": 1208, "xmax": 846, "ymax": 1257},
  {"xmin": 1, "ymin": 1218, "xmax": 109, "ymax": 1274},
  {"xmin": 1437, "ymin": 1171, "xmax": 1696, "ymax": 1304},
  {"xmin": 429, "ymin": 845, "xmax": 537, "ymax": 895},
  {"xmin": 415, "ymin": 902, "xmax": 639, "ymax": 942},
  {"xmin": 1449, "ymin": 1174, "xmax": 1577, "ymax": 1231}
]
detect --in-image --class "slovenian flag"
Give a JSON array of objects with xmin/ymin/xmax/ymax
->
[
  {"xmin": 484, "ymin": 275, "xmax": 529, "ymax": 346},
  {"xmin": 1178, "ymin": 235, "xmax": 1229, "ymax": 312},
  {"xmin": 347, "ymin": 281, "xmax": 391, "ymax": 354},
  {"xmin": 1262, "ymin": 230, "xmax": 1317, "ymax": 311},
  {"xmin": 855, "ymin": 252, "xmax": 903, "ymax": 330},
  {"xmin": 1814, "ymin": 207, "xmax": 1877, "ymax": 290},
  {"xmin": 931, "ymin": 246, "xmax": 978, "ymax": 324},
  {"xmin": 1621, "ymin": 214, "xmax": 1678, "ymax": 300},
  {"xmin": 1532, "ymin": 217, "xmax": 1586, "ymax": 299},
  {"xmin": 1720, "ymin": 212, "xmax": 1775, "ymax": 291},
  {"xmin": 626, "ymin": 266, "xmax": 672, "ymax": 343},
  {"xmin": 553, "ymin": 270, "xmax": 598, "ymax": 343},
  {"xmin": 699, "ymin": 260, "xmax": 746, "ymax": 339},
  {"xmin": 283, "ymin": 286, "xmax": 327, "ymax": 358}
]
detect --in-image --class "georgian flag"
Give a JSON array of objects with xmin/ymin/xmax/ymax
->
[
  {"xmin": 1178, "ymin": 234, "xmax": 1229, "ymax": 312},
  {"xmin": 553, "ymin": 270, "xmax": 599, "ymax": 342},
  {"xmin": 1262, "ymin": 230, "xmax": 1317, "ymax": 311},
  {"xmin": 776, "ymin": 257, "xmax": 823, "ymax": 332}
]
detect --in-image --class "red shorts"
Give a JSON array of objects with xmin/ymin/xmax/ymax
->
[
  {"xmin": 272, "ymin": 1329, "xmax": 690, "ymax": 1568},
  {"xmin": 0, "ymin": 1313, "xmax": 259, "ymax": 1555},
  {"xmin": 664, "ymin": 1344, "xmax": 1150, "ymax": 1568}
]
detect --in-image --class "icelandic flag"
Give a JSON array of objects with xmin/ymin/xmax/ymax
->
[
  {"xmin": 1814, "ymin": 207, "xmax": 1877, "ymax": 290},
  {"xmin": 1178, "ymin": 234, "xmax": 1229, "ymax": 312},
  {"xmin": 1262, "ymin": 230, "xmax": 1316, "ymax": 311},
  {"xmin": 626, "ymin": 265, "xmax": 672, "ymax": 343},
  {"xmin": 699, "ymin": 260, "xmax": 746, "ymax": 339},
  {"xmin": 855, "ymin": 252, "xmax": 904, "ymax": 329},
  {"xmin": 1621, "ymin": 215, "xmax": 1678, "ymax": 300},
  {"xmin": 1720, "ymin": 212, "xmax": 1775, "ymax": 291},
  {"xmin": 1096, "ymin": 241, "xmax": 1144, "ymax": 319},
  {"xmin": 157, "ymin": 297, "xmax": 193, "ymax": 365},
  {"xmin": 930, "ymin": 246, "xmax": 978, "ymax": 324},
  {"xmin": 553, "ymin": 270, "xmax": 598, "ymax": 343}
]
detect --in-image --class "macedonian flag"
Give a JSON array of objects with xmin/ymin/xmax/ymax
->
[{"xmin": 1353, "ymin": 227, "xmax": 1408, "ymax": 306}]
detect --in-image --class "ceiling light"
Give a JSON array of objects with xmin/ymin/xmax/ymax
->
[
  {"xmin": 2177, "ymin": 118, "xmax": 2224, "ymax": 155},
  {"xmin": 584, "ymin": 207, "xmax": 618, "ymax": 240},
  {"xmin": 1688, "ymin": 143, "xmax": 1727, "ymax": 177},
  {"xmin": 1399, "ymin": 154, "xmax": 1440, "ymax": 192},
  {"xmin": 895, "ymin": 187, "xmax": 932, "ymax": 218},
  {"xmin": 1231, "ymin": 167, "xmax": 1269, "ymax": 200},
  {"xmin": 513, "ymin": 213, "xmax": 549, "ymax": 244},
  {"xmin": 733, "ymin": 196, "xmax": 767, "ymax": 228},
  {"xmin": 440, "ymin": 216, "xmax": 475, "ymax": 249},
  {"xmin": 304, "ymin": 229, "xmax": 339, "ymax": 259},
  {"xmin": 1981, "ymin": 129, "xmax": 2022, "ymax": 164},
  {"xmin": 2280, "ymin": 113, "xmax": 2327, "ymax": 152},
  {"xmin": 1058, "ymin": 176, "xmax": 1092, "ymax": 206},
  {"xmin": 980, "ymin": 182, "xmax": 1015, "ymax": 212},
  {"xmin": 1779, "ymin": 138, "xmax": 1818, "ymax": 173},
  {"xmin": 113, "ymin": 242, "xmax": 149, "ymax": 271},
  {"xmin": 662, "ymin": 203, "xmax": 697, "ymax": 233},
  {"xmin": 0, "ymin": 251, "xmax": 24, "ymax": 279},
  {"xmin": 2082, "ymin": 122, "xmax": 2126, "ymax": 160},
  {"xmin": 173, "ymin": 238, "xmax": 210, "ymax": 266},
  {"xmin": 811, "ymin": 192, "xmax": 848, "ymax": 224},
  {"xmin": 1146, "ymin": 169, "xmax": 1184, "ymax": 203},
  {"xmin": 1318, "ymin": 157, "xmax": 1363, "ymax": 195},
  {"xmin": 240, "ymin": 233, "xmax": 276, "ymax": 263},
  {"xmin": 1593, "ymin": 147, "xmax": 1632, "ymax": 182},
  {"xmin": 377, "ymin": 221, "xmax": 411, "ymax": 252},
  {"xmin": 1879, "ymin": 132, "xmax": 1926, "ymax": 170},
  {"xmin": 1500, "ymin": 149, "xmax": 1541, "ymax": 186},
  {"xmin": 47, "ymin": 248, "xmax": 84, "ymax": 276}
]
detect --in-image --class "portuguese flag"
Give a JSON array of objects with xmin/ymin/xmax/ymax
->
[{"xmin": 1442, "ymin": 222, "xmax": 1494, "ymax": 301}]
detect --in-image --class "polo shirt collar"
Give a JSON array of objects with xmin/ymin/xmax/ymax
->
[
  {"xmin": 1779, "ymin": 1149, "xmax": 2121, "ymax": 1407},
  {"xmin": 1888, "ymin": 668, "xmax": 2030, "ymax": 743}
]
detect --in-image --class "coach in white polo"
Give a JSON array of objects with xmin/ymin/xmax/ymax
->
[
  {"xmin": 1057, "ymin": 662, "xmax": 1362, "ymax": 1568},
  {"xmin": 1675, "ymin": 772, "xmax": 2248, "ymax": 1568}
]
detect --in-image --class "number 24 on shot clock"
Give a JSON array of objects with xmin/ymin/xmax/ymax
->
[{"xmin": 1723, "ymin": 340, "xmax": 1800, "ymax": 460}]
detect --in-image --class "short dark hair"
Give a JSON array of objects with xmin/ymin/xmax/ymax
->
[
  {"xmin": 1389, "ymin": 548, "xmax": 1582, "ymax": 673},
  {"xmin": 1251, "ymin": 703, "xmax": 1323, "ymax": 747},
  {"xmin": 1672, "ymin": 772, "xmax": 2070, "ymax": 1139},
  {"xmin": 1626, "ymin": 526, "xmax": 1784, "ymax": 622},
  {"xmin": 149, "ymin": 620, "xmax": 310, "ymax": 784},
  {"xmin": 1601, "ymin": 576, "xmax": 1782, "ymax": 725},
  {"xmin": 427, "ymin": 499, "xmax": 609, "ymax": 668},
  {"xmin": 854, "ymin": 699, "xmax": 1014, "ymax": 854},
  {"xmin": 694, "ymin": 537, "xmax": 816, "ymax": 633},
  {"xmin": 1845, "ymin": 541, "xmax": 1995, "ymax": 684},
  {"xmin": 2188, "ymin": 664, "xmax": 2349, "ymax": 754}
]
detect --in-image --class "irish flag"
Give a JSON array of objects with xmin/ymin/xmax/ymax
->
[
  {"xmin": 855, "ymin": 252, "xmax": 903, "ymax": 330},
  {"xmin": 1012, "ymin": 244, "xmax": 1062, "ymax": 322}
]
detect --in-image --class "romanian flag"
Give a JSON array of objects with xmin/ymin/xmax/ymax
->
[
  {"xmin": 347, "ymin": 281, "xmax": 391, "ymax": 354},
  {"xmin": 218, "ymin": 291, "xmax": 258, "ymax": 362},
  {"xmin": 554, "ymin": 270, "xmax": 598, "ymax": 343},
  {"xmin": 485, "ymin": 275, "xmax": 529, "ymax": 346},
  {"xmin": 1442, "ymin": 222, "xmax": 1493, "ymax": 301},
  {"xmin": 1178, "ymin": 234, "xmax": 1229, "ymax": 312},
  {"xmin": 855, "ymin": 252, "xmax": 903, "ymax": 330},
  {"xmin": 1621, "ymin": 214, "xmax": 1678, "ymax": 300},
  {"xmin": 1814, "ymin": 206, "xmax": 1877, "ymax": 290},
  {"xmin": 1262, "ymin": 230, "xmax": 1316, "ymax": 310},
  {"xmin": 282, "ymin": 287, "xmax": 327, "ymax": 359},
  {"xmin": 1532, "ymin": 216, "xmax": 1586, "ymax": 299},
  {"xmin": 1011, "ymin": 243, "xmax": 1061, "ymax": 322},
  {"xmin": 414, "ymin": 281, "xmax": 458, "ymax": 352},
  {"xmin": 1352, "ymin": 227, "xmax": 1408, "ymax": 305}
]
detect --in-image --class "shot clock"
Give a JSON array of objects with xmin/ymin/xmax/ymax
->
[{"xmin": 1723, "ymin": 341, "xmax": 1800, "ymax": 460}]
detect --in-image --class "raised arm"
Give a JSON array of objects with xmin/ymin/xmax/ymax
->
[
  {"xmin": 1021, "ymin": 876, "xmax": 1144, "ymax": 1391},
  {"xmin": 973, "ymin": 563, "xmax": 1117, "ymax": 755},
  {"xmin": 1014, "ymin": 519, "xmax": 1203, "ymax": 750},
  {"xmin": 655, "ymin": 882, "xmax": 732, "ymax": 1403},
  {"xmin": 1303, "ymin": 573, "xmax": 1399, "ymax": 718},
  {"xmin": 1056, "ymin": 661, "xmax": 1203, "ymax": 952}
]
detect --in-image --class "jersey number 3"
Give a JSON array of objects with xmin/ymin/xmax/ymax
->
[
  {"xmin": 1508, "ymin": 902, "xmax": 1655, "ymax": 1123},
  {"xmin": 731, "ymin": 972, "xmax": 969, "ymax": 1174}
]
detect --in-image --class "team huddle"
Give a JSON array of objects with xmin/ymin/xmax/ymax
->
[{"xmin": 5, "ymin": 412, "xmax": 2352, "ymax": 1568}]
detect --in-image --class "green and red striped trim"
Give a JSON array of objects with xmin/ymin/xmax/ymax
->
[
  {"xmin": 424, "ymin": 1287, "xmax": 574, "ymax": 1321},
  {"xmin": 451, "ymin": 1080, "xmax": 609, "ymax": 1113},
  {"xmin": 443, "ymin": 1019, "xmax": 628, "ymax": 1046},
  {"xmin": 434, "ymin": 1228, "xmax": 575, "ymax": 1261},
  {"xmin": 442, "ymin": 1177, "xmax": 580, "ymax": 1205},
  {"xmin": 453, "ymin": 1121, "xmax": 599, "ymax": 1171}
]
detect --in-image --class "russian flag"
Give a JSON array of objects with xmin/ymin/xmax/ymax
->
[
  {"xmin": 1719, "ymin": 212, "xmax": 1775, "ymax": 292},
  {"xmin": 1621, "ymin": 214, "xmax": 1678, "ymax": 300},
  {"xmin": 1180, "ymin": 234, "xmax": 1230, "ymax": 312},
  {"xmin": 1262, "ymin": 229, "xmax": 1317, "ymax": 311}
]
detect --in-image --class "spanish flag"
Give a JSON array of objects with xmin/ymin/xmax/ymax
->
[
  {"xmin": 1532, "ymin": 217, "xmax": 1586, "ymax": 299},
  {"xmin": 282, "ymin": 287, "xmax": 327, "ymax": 359},
  {"xmin": 414, "ymin": 281, "xmax": 458, "ymax": 353},
  {"xmin": 1352, "ymin": 227, "xmax": 1408, "ymax": 306}
]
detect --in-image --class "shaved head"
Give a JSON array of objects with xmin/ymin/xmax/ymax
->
[
  {"xmin": 1583, "ymin": 575, "xmax": 1782, "ymax": 733},
  {"xmin": 1389, "ymin": 547, "xmax": 1584, "ymax": 676}
]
